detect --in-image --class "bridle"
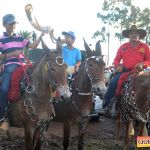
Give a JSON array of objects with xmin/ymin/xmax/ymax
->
[
  {"xmin": 75, "ymin": 56, "xmax": 104, "ymax": 96},
  {"xmin": 46, "ymin": 56, "xmax": 65, "ymax": 91},
  {"xmin": 85, "ymin": 56, "xmax": 104, "ymax": 81},
  {"xmin": 23, "ymin": 56, "xmax": 65, "ymax": 94}
]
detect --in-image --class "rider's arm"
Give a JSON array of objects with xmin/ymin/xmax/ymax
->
[
  {"xmin": 75, "ymin": 61, "xmax": 81, "ymax": 71},
  {"xmin": 0, "ymin": 50, "xmax": 24, "ymax": 61},
  {"xmin": 113, "ymin": 47, "xmax": 122, "ymax": 67},
  {"xmin": 75, "ymin": 61, "xmax": 81, "ymax": 68},
  {"xmin": 113, "ymin": 47, "xmax": 124, "ymax": 72}
]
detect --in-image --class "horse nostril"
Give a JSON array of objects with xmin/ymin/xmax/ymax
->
[
  {"xmin": 97, "ymin": 88, "xmax": 100, "ymax": 92},
  {"xmin": 60, "ymin": 95, "xmax": 65, "ymax": 100}
]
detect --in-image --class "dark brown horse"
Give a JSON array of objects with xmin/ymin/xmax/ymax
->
[
  {"xmin": 7, "ymin": 39, "xmax": 71, "ymax": 150},
  {"xmin": 116, "ymin": 70, "xmax": 150, "ymax": 149},
  {"xmin": 53, "ymin": 39, "xmax": 106, "ymax": 150}
]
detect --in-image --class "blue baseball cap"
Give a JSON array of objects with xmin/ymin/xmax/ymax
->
[
  {"xmin": 3, "ymin": 14, "xmax": 18, "ymax": 25},
  {"xmin": 62, "ymin": 31, "xmax": 76, "ymax": 40}
]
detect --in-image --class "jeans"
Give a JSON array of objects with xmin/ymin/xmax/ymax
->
[
  {"xmin": 0, "ymin": 64, "xmax": 20, "ymax": 120},
  {"xmin": 102, "ymin": 72, "xmax": 123, "ymax": 108}
]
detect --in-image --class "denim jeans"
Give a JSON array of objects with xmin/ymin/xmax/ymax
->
[
  {"xmin": 102, "ymin": 72, "xmax": 123, "ymax": 108},
  {"xmin": 0, "ymin": 64, "xmax": 20, "ymax": 120}
]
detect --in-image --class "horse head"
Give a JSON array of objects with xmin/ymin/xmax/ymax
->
[
  {"xmin": 81, "ymin": 38, "xmax": 107, "ymax": 96},
  {"xmin": 134, "ymin": 70, "xmax": 150, "ymax": 112},
  {"xmin": 31, "ymin": 38, "xmax": 71, "ymax": 100}
]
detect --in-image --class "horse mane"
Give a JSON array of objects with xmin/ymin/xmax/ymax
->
[
  {"xmin": 76, "ymin": 61, "xmax": 88, "ymax": 80},
  {"xmin": 135, "ymin": 71, "xmax": 150, "ymax": 84}
]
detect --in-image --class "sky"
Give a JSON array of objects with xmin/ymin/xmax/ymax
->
[{"xmin": 0, "ymin": 0, "xmax": 149, "ymax": 65}]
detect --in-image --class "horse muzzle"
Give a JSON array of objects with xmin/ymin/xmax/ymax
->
[
  {"xmin": 57, "ymin": 85, "xmax": 71, "ymax": 100},
  {"xmin": 92, "ymin": 81, "xmax": 107, "ymax": 97}
]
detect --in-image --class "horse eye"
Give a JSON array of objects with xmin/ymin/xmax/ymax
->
[
  {"xmin": 51, "ymin": 68, "xmax": 56, "ymax": 72},
  {"xmin": 88, "ymin": 63, "xmax": 93, "ymax": 67}
]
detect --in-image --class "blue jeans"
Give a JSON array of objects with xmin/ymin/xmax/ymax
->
[
  {"xmin": 102, "ymin": 72, "xmax": 123, "ymax": 108},
  {"xmin": 0, "ymin": 64, "xmax": 20, "ymax": 120}
]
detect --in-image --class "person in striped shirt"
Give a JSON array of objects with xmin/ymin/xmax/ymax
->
[{"xmin": 0, "ymin": 14, "xmax": 44, "ymax": 130}]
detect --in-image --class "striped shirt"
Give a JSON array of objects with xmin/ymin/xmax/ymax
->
[{"xmin": 0, "ymin": 32, "xmax": 29, "ymax": 66}]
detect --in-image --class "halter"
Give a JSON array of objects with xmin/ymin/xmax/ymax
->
[
  {"xmin": 46, "ymin": 56, "xmax": 65, "ymax": 91},
  {"xmin": 86, "ymin": 56, "xmax": 103, "ymax": 80}
]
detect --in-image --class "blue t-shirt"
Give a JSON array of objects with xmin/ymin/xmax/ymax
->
[{"xmin": 62, "ymin": 46, "xmax": 82, "ymax": 66}]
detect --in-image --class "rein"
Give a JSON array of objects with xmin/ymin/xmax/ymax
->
[
  {"xmin": 18, "ymin": 53, "xmax": 32, "ymax": 85},
  {"xmin": 22, "ymin": 55, "xmax": 66, "ymax": 121},
  {"xmin": 120, "ymin": 76, "xmax": 148, "ymax": 123}
]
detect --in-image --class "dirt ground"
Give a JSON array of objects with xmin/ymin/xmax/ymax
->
[{"xmin": 0, "ymin": 116, "xmax": 127, "ymax": 150}]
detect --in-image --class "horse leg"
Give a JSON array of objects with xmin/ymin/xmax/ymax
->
[
  {"xmin": 129, "ymin": 120, "xmax": 136, "ymax": 149},
  {"xmin": 33, "ymin": 127, "xmax": 42, "ymax": 150},
  {"xmin": 24, "ymin": 124, "xmax": 34, "ymax": 150},
  {"xmin": 123, "ymin": 120, "xmax": 135, "ymax": 150},
  {"xmin": 115, "ymin": 112, "xmax": 120, "ymax": 146},
  {"xmin": 139, "ymin": 123, "xmax": 148, "ymax": 136},
  {"xmin": 78, "ymin": 117, "xmax": 89, "ymax": 150},
  {"xmin": 123, "ymin": 122, "xmax": 130, "ymax": 150},
  {"xmin": 63, "ymin": 121, "xmax": 71, "ymax": 150}
]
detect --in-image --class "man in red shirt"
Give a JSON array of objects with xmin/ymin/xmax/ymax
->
[{"xmin": 100, "ymin": 25, "xmax": 150, "ymax": 115}]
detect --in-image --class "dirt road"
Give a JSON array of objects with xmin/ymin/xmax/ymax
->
[{"xmin": 0, "ymin": 116, "xmax": 125, "ymax": 150}]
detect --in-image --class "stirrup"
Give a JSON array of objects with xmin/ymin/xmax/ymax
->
[{"xmin": 0, "ymin": 117, "xmax": 5, "ymax": 123}]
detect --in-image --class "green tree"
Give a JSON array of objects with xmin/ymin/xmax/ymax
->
[
  {"xmin": 138, "ymin": 8, "xmax": 150, "ymax": 44},
  {"xmin": 18, "ymin": 30, "xmax": 32, "ymax": 40},
  {"xmin": 95, "ymin": 0, "xmax": 150, "ymax": 64},
  {"xmin": 95, "ymin": 0, "xmax": 150, "ymax": 43},
  {"xmin": 17, "ymin": 30, "xmax": 32, "ymax": 57}
]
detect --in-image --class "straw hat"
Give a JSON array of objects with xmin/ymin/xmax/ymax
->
[{"xmin": 122, "ymin": 25, "xmax": 146, "ymax": 39}]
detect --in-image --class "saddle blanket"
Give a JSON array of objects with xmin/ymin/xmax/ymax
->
[
  {"xmin": 8, "ymin": 65, "xmax": 31, "ymax": 102},
  {"xmin": 115, "ymin": 70, "xmax": 135, "ymax": 96}
]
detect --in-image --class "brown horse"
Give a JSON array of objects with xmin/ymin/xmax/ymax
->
[
  {"xmin": 53, "ymin": 39, "xmax": 106, "ymax": 150},
  {"xmin": 7, "ymin": 39, "xmax": 71, "ymax": 150},
  {"xmin": 116, "ymin": 70, "xmax": 150, "ymax": 149}
]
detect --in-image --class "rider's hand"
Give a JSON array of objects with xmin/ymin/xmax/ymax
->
[
  {"xmin": 0, "ymin": 64, "xmax": 4, "ymax": 72},
  {"xmin": 6, "ymin": 50, "xmax": 22, "ymax": 58},
  {"xmin": 75, "ymin": 67, "xmax": 79, "ymax": 72},
  {"xmin": 135, "ymin": 62, "xmax": 144, "ymax": 72},
  {"xmin": 13, "ymin": 50, "xmax": 22, "ymax": 57},
  {"xmin": 75, "ymin": 63, "xmax": 80, "ymax": 72},
  {"xmin": 115, "ymin": 64, "xmax": 124, "ymax": 72}
]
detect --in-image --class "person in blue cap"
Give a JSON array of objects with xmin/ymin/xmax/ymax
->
[
  {"xmin": 0, "ymin": 14, "xmax": 45, "ymax": 130},
  {"xmin": 62, "ymin": 31, "xmax": 81, "ymax": 75}
]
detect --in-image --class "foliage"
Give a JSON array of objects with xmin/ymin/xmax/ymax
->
[
  {"xmin": 17, "ymin": 30, "xmax": 32, "ymax": 40},
  {"xmin": 94, "ymin": 0, "xmax": 150, "ymax": 44},
  {"xmin": 17, "ymin": 30, "xmax": 32, "ymax": 57}
]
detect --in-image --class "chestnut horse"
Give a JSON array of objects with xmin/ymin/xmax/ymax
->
[
  {"xmin": 116, "ymin": 70, "xmax": 150, "ymax": 149},
  {"xmin": 7, "ymin": 39, "xmax": 71, "ymax": 150},
  {"xmin": 53, "ymin": 39, "xmax": 107, "ymax": 150}
]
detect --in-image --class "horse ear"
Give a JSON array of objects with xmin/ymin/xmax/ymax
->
[
  {"xmin": 56, "ymin": 37, "xmax": 62, "ymax": 54},
  {"xmin": 41, "ymin": 38, "xmax": 50, "ymax": 50},
  {"xmin": 95, "ymin": 40, "xmax": 102, "ymax": 57},
  {"xmin": 83, "ymin": 37, "xmax": 92, "ymax": 57}
]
